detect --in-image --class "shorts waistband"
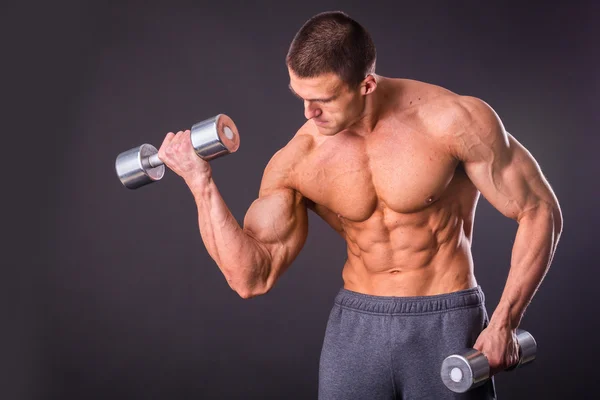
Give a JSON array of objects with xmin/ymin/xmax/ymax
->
[{"xmin": 334, "ymin": 286, "xmax": 485, "ymax": 315}]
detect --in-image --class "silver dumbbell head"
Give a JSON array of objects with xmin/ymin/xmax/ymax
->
[
  {"xmin": 115, "ymin": 143, "xmax": 165, "ymax": 189},
  {"xmin": 191, "ymin": 114, "xmax": 240, "ymax": 160},
  {"xmin": 441, "ymin": 349, "xmax": 490, "ymax": 393},
  {"xmin": 516, "ymin": 329, "xmax": 537, "ymax": 367}
]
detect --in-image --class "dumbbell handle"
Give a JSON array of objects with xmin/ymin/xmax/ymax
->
[{"xmin": 146, "ymin": 153, "xmax": 162, "ymax": 169}]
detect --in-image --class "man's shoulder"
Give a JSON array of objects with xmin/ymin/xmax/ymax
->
[
  {"xmin": 261, "ymin": 125, "xmax": 315, "ymax": 192},
  {"xmin": 408, "ymin": 89, "xmax": 505, "ymax": 162},
  {"xmin": 389, "ymin": 77, "xmax": 487, "ymax": 110},
  {"xmin": 272, "ymin": 124, "xmax": 315, "ymax": 164},
  {"xmin": 414, "ymin": 89, "xmax": 495, "ymax": 136},
  {"xmin": 384, "ymin": 79, "xmax": 500, "ymax": 150},
  {"xmin": 383, "ymin": 77, "xmax": 461, "ymax": 122},
  {"xmin": 385, "ymin": 77, "xmax": 455, "ymax": 101}
]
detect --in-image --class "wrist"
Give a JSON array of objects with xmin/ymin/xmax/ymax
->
[
  {"xmin": 185, "ymin": 172, "xmax": 213, "ymax": 194},
  {"xmin": 489, "ymin": 301, "xmax": 520, "ymax": 330}
]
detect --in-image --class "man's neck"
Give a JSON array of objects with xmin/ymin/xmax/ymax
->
[{"xmin": 348, "ymin": 75, "xmax": 390, "ymax": 136}]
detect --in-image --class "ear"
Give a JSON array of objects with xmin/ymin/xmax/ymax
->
[{"xmin": 361, "ymin": 75, "xmax": 377, "ymax": 95}]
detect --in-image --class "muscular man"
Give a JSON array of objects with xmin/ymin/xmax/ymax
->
[{"xmin": 158, "ymin": 11, "xmax": 562, "ymax": 400}]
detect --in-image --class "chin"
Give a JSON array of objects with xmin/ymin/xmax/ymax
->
[
  {"xmin": 317, "ymin": 126, "xmax": 340, "ymax": 136},
  {"xmin": 314, "ymin": 121, "xmax": 339, "ymax": 135}
]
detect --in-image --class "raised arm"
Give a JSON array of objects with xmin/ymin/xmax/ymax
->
[
  {"xmin": 238, "ymin": 149, "xmax": 309, "ymax": 297},
  {"xmin": 158, "ymin": 130, "xmax": 309, "ymax": 299},
  {"xmin": 450, "ymin": 96, "xmax": 563, "ymax": 371}
]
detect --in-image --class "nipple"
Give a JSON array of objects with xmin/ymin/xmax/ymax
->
[{"xmin": 426, "ymin": 197, "xmax": 434, "ymax": 204}]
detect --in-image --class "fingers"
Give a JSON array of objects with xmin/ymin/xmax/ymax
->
[
  {"xmin": 472, "ymin": 329, "xmax": 520, "ymax": 375},
  {"xmin": 158, "ymin": 132, "xmax": 176, "ymax": 161},
  {"xmin": 158, "ymin": 130, "xmax": 192, "ymax": 161},
  {"xmin": 170, "ymin": 130, "xmax": 192, "ymax": 153},
  {"xmin": 160, "ymin": 129, "xmax": 191, "ymax": 147},
  {"xmin": 485, "ymin": 348, "xmax": 519, "ymax": 375},
  {"xmin": 161, "ymin": 131, "xmax": 176, "ymax": 146}
]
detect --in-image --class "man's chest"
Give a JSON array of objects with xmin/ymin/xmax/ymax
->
[{"xmin": 294, "ymin": 127, "xmax": 459, "ymax": 221}]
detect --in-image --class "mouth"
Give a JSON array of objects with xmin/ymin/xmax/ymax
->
[{"xmin": 313, "ymin": 119, "xmax": 328, "ymax": 126}]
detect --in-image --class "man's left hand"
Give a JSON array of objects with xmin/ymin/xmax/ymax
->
[{"xmin": 473, "ymin": 325, "xmax": 520, "ymax": 375}]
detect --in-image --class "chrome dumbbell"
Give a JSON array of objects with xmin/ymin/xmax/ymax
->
[
  {"xmin": 440, "ymin": 329, "xmax": 537, "ymax": 393},
  {"xmin": 115, "ymin": 114, "xmax": 239, "ymax": 189}
]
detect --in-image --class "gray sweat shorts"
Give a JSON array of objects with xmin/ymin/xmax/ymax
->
[{"xmin": 318, "ymin": 286, "xmax": 497, "ymax": 400}]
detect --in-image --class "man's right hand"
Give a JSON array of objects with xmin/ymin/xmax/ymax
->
[{"xmin": 157, "ymin": 130, "xmax": 213, "ymax": 184}]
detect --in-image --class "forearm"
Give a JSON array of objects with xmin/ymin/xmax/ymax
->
[
  {"xmin": 489, "ymin": 203, "xmax": 563, "ymax": 329},
  {"xmin": 186, "ymin": 175, "xmax": 271, "ymax": 297}
]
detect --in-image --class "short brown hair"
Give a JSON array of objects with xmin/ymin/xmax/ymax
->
[{"xmin": 286, "ymin": 11, "xmax": 377, "ymax": 88}]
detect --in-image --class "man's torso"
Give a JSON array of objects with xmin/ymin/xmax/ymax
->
[{"xmin": 283, "ymin": 78, "xmax": 480, "ymax": 296}]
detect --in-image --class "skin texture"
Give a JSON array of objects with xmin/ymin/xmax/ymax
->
[{"xmin": 157, "ymin": 70, "xmax": 562, "ymax": 375}]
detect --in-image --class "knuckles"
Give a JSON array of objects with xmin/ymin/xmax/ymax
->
[{"xmin": 158, "ymin": 129, "xmax": 195, "ymax": 168}]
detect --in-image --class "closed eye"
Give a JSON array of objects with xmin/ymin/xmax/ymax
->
[{"xmin": 288, "ymin": 84, "xmax": 336, "ymax": 103}]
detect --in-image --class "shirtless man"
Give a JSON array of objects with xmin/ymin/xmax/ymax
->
[{"xmin": 157, "ymin": 11, "xmax": 562, "ymax": 400}]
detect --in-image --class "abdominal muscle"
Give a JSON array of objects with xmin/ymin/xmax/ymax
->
[{"xmin": 339, "ymin": 201, "xmax": 478, "ymax": 297}]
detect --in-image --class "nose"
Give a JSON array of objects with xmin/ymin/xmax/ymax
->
[{"xmin": 304, "ymin": 101, "xmax": 322, "ymax": 120}]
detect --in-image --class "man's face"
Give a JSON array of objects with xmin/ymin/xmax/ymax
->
[{"xmin": 288, "ymin": 68, "xmax": 364, "ymax": 136}]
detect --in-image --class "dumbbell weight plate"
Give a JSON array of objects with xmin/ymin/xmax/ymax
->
[
  {"xmin": 505, "ymin": 329, "xmax": 537, "ymax": 371},
  {"xmin": 516, "ymin": 329, "xmax": 537, "ymax": 366},
  {"xmin": 440, "ymin": 348, "xmax": 490, "ymax": 393},
  {"xmin": 191, "ymin": 114, "xmax": 240, "ymax": 161},
  {"xmin": 115, "ymin": 143, "xmax": 165, "ymax": 189}
]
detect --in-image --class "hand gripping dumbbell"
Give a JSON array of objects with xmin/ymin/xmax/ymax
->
[
  {"xmin": 115, "ymin": 114, "xmax": 240, "ymax": 189},
  {"xmin": 440, "ymin": 329, "xmax": 537, "ymax": 393}
]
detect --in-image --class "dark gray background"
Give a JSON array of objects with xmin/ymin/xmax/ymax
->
[{"xmin": 4, "ymin": 1, "xmax": 598, "ymax": 399}]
